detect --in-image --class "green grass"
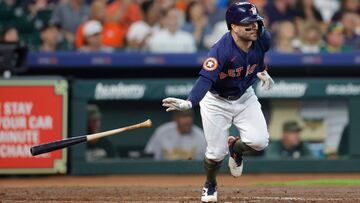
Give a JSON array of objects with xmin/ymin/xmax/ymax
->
[{"xmin": 256, "ymin": 179, "xmax": 360, "ymax": 186}]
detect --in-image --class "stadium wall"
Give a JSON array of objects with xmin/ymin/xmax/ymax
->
[{"xmin": 70, "ymin": 78, "xmax": 360, "ymax": 175}]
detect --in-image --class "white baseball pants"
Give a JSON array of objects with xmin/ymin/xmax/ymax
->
[{"xmin": 199, "ymin": 87, "xmax": 269, "ymax": 162}]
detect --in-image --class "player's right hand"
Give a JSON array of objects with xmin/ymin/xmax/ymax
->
[{"xmin": 162, "ymin": 97, "xmax": 192, "ymax": 112}]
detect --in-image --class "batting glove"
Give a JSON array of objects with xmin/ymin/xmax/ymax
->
[
  {"xmin": 257, "ymin": 70, "xmax": 274, "ymax": 90},
  {"xmin": 162, "ymin": 97, "xmax": 192, "ymax": 112}
]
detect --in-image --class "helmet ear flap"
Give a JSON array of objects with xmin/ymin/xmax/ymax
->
[
  {"xmin": 257, "ymin": 20, "xmax": 264, "ymax": 35},
  {"xmin": 227, "ymin": 22, "xmax": 231, "ymax": 30}
]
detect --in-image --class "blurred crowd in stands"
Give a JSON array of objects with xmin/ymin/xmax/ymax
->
[{"xmin": 0, "ymin": 0, "xmax": 359, "ymax": 53}]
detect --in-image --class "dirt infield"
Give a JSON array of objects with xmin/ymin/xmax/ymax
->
[{"xmin": 1, "ymin": 173, "xmax": 360, "ymax": 202}]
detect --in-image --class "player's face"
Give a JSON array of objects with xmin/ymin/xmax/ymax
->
[{"xmin": 232, "ymin": 22, "xmax": 258, "ymax": 41}]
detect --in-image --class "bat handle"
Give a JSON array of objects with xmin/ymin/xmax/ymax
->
[
  {"xmin": 30, "ymin": 136, "xmax": 87, "ymax": 156},
  {"xmin": 87, "ymin": 119, "xmax": 152, "ymax": 141}
]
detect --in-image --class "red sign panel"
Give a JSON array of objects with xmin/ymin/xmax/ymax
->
[{"xmin": 0, "ymin": 81, "xmax": 67, "ymax": 173}]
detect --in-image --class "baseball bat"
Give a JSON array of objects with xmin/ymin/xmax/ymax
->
[{"xmin": 30, "ymin": 119, "xmax": 152, "ymax": 156}]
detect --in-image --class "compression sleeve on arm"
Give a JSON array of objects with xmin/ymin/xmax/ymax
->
[{"xmin": 187, "ymin": 76, "xmax": 213, "ymax": 107}]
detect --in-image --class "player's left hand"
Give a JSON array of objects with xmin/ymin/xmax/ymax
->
[
  {"xmin": 162, "ymin": 97, "xmax": 192, "ymax": 112},
  {"xmin": 257, "ymin": 70, "xmax": 274, "ymax": 90}
]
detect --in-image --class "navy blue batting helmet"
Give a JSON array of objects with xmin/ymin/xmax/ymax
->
[{"xmin": 226, "ymin": 2, "xmax": 264, "ymax": 30}]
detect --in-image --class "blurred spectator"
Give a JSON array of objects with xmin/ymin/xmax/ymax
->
[
  {"xmin": 0, "ymin": 0, "xmax": 18, "ymax": 8},
  {"xmin": 38, "ymin": 22, "xmax": 72, "ymax": 52},
  {"xmin": 266, "ymin": 121, "xmax": 313, "ymax": 159},
  {"xmin": 39, "ymin": 23, "xmax": 60, "ymax": 52},
  {"xmin": 331, "ymin": 0, "xmax": 360, "ymax": 23},
  {"xmin": 0, "ymin": 0, "xmax": 22, "ymax": 18},
  {"xmin": 273, "ymin": 21, "xmax": 298, "ymax": 53},
  {"xmin": 145, "ymin": 109, "xmax": 206, "ymax": 160},
  {"xmin": 341, "ymin": 12, "xmax": 360, "ymax": 49},
  {"xmin": 126, "ymin": 0, "xmax": 161, "ymax": 51},
  {"xmin": 182, "ymin": 1, "xmax": 210, "ymax": 50},
  {"xmin": 21, "ymin": 0, "xmax": 58, "ymax": 9},
  {"xmin": 1, "ymin": 0, "xmax": 53, "ymax": 50},
  {"xmin": 158, "ymin": 0, "xmax": 175, "ymax": 10},
  {"xmin": 158, "ymin": 0, "xmax": 190, "ymax": 12},
  {"xmin": 264, "ymin": 0, "xmax": 295, "ymax": 31},
  {"xmin": 313, "ymin": 0, "xmax": 339, "ymax": 22},
  {"xmin": 293, "ymin": 22, "xmax": 323, "ymax": 53},
  {"xmin": 293, "ymin": 0, "xmax": 324, "ymax": 33},
  {"xmin": 106, "ymin": 0, "xmax": 143, "ymax": 37},
  {"xmin": 23, "ymin": 0, "xmax": 57, "ymax": 36},
  {"xmin": 321, "ymin": 23, "xmax": 351, "ymax": 53},
  {"xmin": 86, "ymin": 104, "xmax": 116, "ymax": 162},
  {"xmin": 200, "ymin": 0, "xmax": 227, "ymax": 29},
  {"xmin": 1, "ymin": 0, "xmax": 358, "ymax": 54},
  {"xmin": 76, "ymin": 1, "xmax": 124, "ymax": 49},
  {"xmin": 78, "ymin": 20, "xmax": 114, "ymax": 53},
  {"xmin": 147, "ymin": 6, "xmax": 196, "ymax": 53},
  {"xmin": 174, "ymin": 0, "xmax": 191, "ymax": 13},
  {"xmin": 294, "ymin": 0, "xmax": 323, "ymax": 23},
  {"xmin": 0, "ymin": 0, "xmax": 25, "ymax": 32},
  {"xmin": 1, "ymin": 26, "xmax": 19, "ymax": 42},
  {"xmin": 50, "ymin": 0, "xmax": 89, "ymax": 44},
  {"xmin": 203, "ymin": 20, "xmax": 227, "ymax": 49},
  {"xmin": 217, "ymin": 0, "xmax": 229, "ymax": 9},
  {"xmin": 27, "ymin": 0, "xmax": 50, "ymax": 18}
]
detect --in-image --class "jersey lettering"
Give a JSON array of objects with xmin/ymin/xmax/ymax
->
[
  {"xmin": 236, "ymin": 67, "xmax": 243, "ymax": 76},
  {"xmin": 219, "ymin": 67, "xmax": 243, "ymax": 79},
  {"xmin": 228, "ymin": 69, "xmax": 235, "ymax": 77},
  {"xmin": 219, "ymin": 72, "xmax": 228, "ymax": 80},
  {"xmin": 245, "ymin": 64, "xmax": 257, "ymax": 77}
]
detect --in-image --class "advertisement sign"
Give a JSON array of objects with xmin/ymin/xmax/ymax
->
[{"xmin": 0, "ymin": 79, "xmax": 67, "ymax": 174}]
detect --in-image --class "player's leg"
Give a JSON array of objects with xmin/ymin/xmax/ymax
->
[
  {"xmin": 230, "ymin": 88, "xmax": 269, "ymax": 177},
  {"xmin": 234, "ymin": 96, "xmax": 269, "ymax": 151},
  {"xmin": 199, "ymin": 92, "xmax": 233, "ymax": 202},
  {"xmin": 202, "ymin": 157, "xmax": 222, "ymax": 202}
]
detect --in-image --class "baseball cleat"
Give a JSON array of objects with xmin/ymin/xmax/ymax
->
[
  {"xmin": 201, "ymin": 182, "xmax": 217, "ymax": 202},
  {"xmin": 228, "ymin": 136, "xmax": 243, "ymax": 177}
]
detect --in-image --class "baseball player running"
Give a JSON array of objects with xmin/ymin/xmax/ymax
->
[{"xmin": 162, "ymin": 2, "xmax": 274, "ymax": 202}]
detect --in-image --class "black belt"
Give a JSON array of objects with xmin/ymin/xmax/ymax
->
[
  {"xmin": 210, "ymin": 91, "xmax": 241, "ymax": 101},
  {"xmin": 219, "ymin": 95, "xmax": 241, "ymax": 100}
]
